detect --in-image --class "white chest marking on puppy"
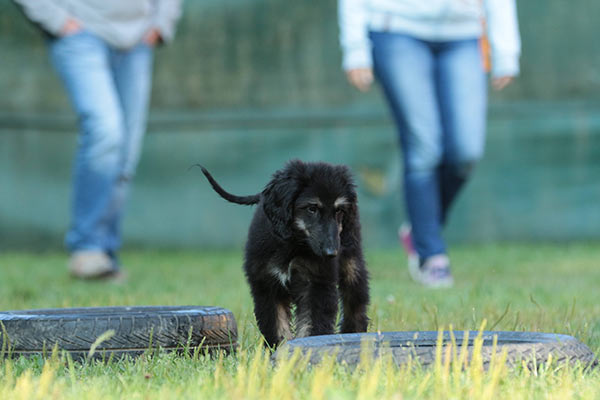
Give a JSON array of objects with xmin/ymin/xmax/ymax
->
[{"xmin": 269, "ymin": 262, "xmax": 291, "ymax": 286}]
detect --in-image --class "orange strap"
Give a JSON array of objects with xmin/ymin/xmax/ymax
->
[
  {"xmin": 480, "ymin": 33, "xmax": 491, "ymax": 72},
  {"xmin": 480, "ymin": 1, "xmax": 491, "ymax": 72}
]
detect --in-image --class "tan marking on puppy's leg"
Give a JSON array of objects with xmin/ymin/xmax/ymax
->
[
  {"xmin": 341, "ymin": 258, "xmax": 359, "ymax": 285},
  {"xmin": 276, "ymin": 303, "xmax": 292, "ymax": 341},
  {"xmin": 295, "ymin": 310, "xmax": 312, "ymax": 338},
  {"xmin": 295, "ymin": 289, "xmax": 312, "ymax": 338}
]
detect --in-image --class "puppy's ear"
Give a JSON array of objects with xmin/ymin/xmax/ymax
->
[
  {"xmin": 338, "ymin": 168, "xmax": 361, "ymax": 246},
  {"xmin": 261, "ymin": 168, "xmax": 299, "ymax": 240}
]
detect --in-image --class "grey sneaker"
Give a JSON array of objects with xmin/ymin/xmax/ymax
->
[
  {"xmin": 69, "ymin": 250, "xmax": 124, "ymax": 281},
  {"xmin": 416, "ymin": 254, "xmax": 454, "ymax": 288}
]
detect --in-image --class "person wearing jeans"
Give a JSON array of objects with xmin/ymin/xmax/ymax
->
[
  {"xmin": 15, "ymin": 0, "xmax": 182, "ymax": 280},
  {"xmin": 338, "ymin": 0, "xmax": 521, "ymax": 287}
]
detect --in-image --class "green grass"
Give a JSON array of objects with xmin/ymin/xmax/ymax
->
[{"xmin": 1, "ymin": 243, "xmax": 599, "ymax": 399}]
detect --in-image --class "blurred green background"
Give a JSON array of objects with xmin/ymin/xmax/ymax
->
[{"xmin": 1, "ymin": 0, "xmax": 599, "ymax": 250}]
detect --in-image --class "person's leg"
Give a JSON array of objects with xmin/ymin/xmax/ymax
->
[
  {"xmin": 436, "ymin": 39, "xmax": 487, "ymax": 224},
  {"xmin": 371, "ymin": 32, "xmax": 446, "ymax": 260},
  {"xmin": 103, "ymin": 43, "xmax": 154, "ymax": 257},
  {"xmin": 49, "ymin": 32, "xmax": 125, "ymax": 265}
]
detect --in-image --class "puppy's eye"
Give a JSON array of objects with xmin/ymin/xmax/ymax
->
[
  {"xmin": 336, "ymin": 209, "xmax": 344, "ymax": 219},
  {"xmin": 307, "ymin": 205, "xmax": 318, "ymax": 214}
]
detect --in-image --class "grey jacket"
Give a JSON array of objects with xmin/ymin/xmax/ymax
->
[{"xmin": 14, "ymin": 0, "xmax": 182, "ymax": 49}]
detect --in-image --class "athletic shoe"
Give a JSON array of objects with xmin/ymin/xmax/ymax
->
[
  {"xmin": 69, "ymin": 250, "xmax": 126, "ymax": 282},
  {"xmin": 417, "ymin": 254, "xmax": 454, "ymax": 288}
]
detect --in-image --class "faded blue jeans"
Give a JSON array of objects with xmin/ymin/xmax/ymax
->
[
  {"xmin": 49, "ymin": 31, "xmax": 153, "ymax": 257},
  {"xmin": 371, "ymin": 31, "xmax": 487, "ymax": 260}
]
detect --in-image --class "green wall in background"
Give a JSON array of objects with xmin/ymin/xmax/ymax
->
[
  {"xmin": 2, "ymin": 0, "xmax": 600, "ymax": 111},
  {"xmin": 1, "ymin": 0, "xmax": 599, "ymax": 249}
]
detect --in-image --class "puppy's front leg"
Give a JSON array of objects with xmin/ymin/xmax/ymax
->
[
  {"xmin": 295, "ymin": 282, "xmax": 338, "ymax": 338},
  {"xmin": 338, "ymin": 256, "xmax": 370, "ymax": 333},
  {"xmin": 250, "ymin": 281, "xmax": 292, "ymax": 347}
]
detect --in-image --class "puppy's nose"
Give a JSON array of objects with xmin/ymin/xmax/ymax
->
[{"xmin": 324, "ymin": 248, "xmax": 338, "ymax": 258}]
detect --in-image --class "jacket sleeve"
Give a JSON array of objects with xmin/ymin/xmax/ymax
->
[
  {"xmin": 13, "ymin": 0, "xmax": 69, "ymax": 36},
  {"xmin": 338, "ymin": 0, "xmax": 372, "ymax": 70},
  {"xmin": 152, "ymin": 0, "xmax": 183, "ymax": 43},
  {"xmin": 484, "ymin": 0, "xmax": 522, "ymax": 77}
]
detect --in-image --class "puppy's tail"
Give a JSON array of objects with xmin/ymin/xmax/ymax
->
[{"xmin": 195, "ymin": 165, "xmax": 260, "ymax": 205}]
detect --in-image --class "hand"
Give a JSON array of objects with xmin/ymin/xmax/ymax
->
[
  {"xmin": 346, "ymin": 68, "xmax": 374, "ymax": 92},
  {"xmin": 60, "ymin": 17, "xmax": 82, "ymax": 36},
  {"xmin": 143, "ymin": 28, "xmax": 162, "ymax": 46},
  {"xmin": 491, "ymin": 76, "xmax": 514, "ymax": 91}
]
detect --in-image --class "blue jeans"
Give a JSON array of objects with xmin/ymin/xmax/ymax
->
[
  {"xmin": 49, "ymin": 32, "xmax": 153, "ymax": 255},
  {"xmin": 371, "ymin": 31, "xmax": 487, "ymax": 260}
]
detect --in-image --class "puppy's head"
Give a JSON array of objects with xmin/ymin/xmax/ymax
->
[{"xmin": 262, "ymin": 160, "xmax": 358, "ymax": 258}]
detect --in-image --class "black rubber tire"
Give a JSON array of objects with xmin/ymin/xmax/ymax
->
[
  {"xmin": 0, "ymin": 306, "xmax": 237, "ymax": 360},
  {"xmin": 274, "ymin": 331, "xmax": 598, "ymax": 369}
]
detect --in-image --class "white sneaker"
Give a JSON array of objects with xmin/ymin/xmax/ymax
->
[
  {"xmin": 68, "ymin": 250, "xmax": 114, "ymax": 279},
  {"xmin": 418, "ymin": 254, "xmax": 454, "ymax": 288}
]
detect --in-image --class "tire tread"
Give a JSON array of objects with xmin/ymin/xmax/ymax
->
[
  {"xmin": 0, "ymin": 306, "xmax": 237, "ymax": 359},
  {"xmin": 275, "ymin": 331, "xmax": 598, "ymax": 369}
]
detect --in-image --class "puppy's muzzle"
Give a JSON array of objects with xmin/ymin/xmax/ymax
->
[{"xmin": 323, "ymin": 222, "xmax": 340, "ymax": 258}]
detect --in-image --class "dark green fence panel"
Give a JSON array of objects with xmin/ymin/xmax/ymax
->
[{"xmin": 1, "ymin": 0, "xmax": 599, "ymax": 249}]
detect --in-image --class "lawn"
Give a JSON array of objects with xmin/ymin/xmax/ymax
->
[{"xmin": 1, "ymin": 243, "xmax": 599, "ymax": 399}]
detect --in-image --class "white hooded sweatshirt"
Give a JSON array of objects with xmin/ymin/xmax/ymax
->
[{"xmin": 339, "ymin": 0, "xmax": 521, "ymax": 77}]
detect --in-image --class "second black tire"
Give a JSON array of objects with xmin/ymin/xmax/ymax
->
[
  {"xmin": 0, "ymin": 306, "xmax": 237, "ymax": 359},
  {"xmin": 274, "ymin": 331, "xmax": 597, "ymax": 369}
]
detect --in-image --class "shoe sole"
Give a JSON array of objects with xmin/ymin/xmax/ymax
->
[
  {"xmin": 421, "ymin": 277, "xmax": 454, "ymax": 288},
  {"xmin": 71, "ymin": 269, "xmax": 127, "ymax": 283}
]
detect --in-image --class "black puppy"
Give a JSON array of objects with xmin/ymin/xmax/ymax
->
[{"xmin": 200, "ymin": 160, "xmax": 369, "ymax": 347}]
